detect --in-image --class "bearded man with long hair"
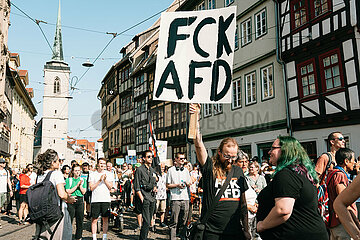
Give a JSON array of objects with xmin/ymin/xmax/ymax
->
[{"xmin": 190, "ymin": 104, "xmax": 250, "ymax": 240}]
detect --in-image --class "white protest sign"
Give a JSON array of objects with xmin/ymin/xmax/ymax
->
[
  {"xmin": 155, "ymin": 140, "xmax": 168, "ymax": 163},
  {"xmin": 154, "ymin": 7, "xmax": 237, "ymax": 103}
]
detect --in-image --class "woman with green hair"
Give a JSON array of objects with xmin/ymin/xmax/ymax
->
[{"xmin": 256, "ymin": 136, "xmax": 328, "ymax": 239}]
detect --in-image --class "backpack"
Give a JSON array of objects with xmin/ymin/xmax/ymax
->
[
  {"xmin": 26, "ymin": 171, "xmax": 63, "ymax": 238},
  {"xmin": 317, "ymin": 168, "xmax": 339, "ymax": 228}
]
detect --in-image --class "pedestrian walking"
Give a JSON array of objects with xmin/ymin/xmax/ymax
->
[
  {"xmin": 155, "ymin": 162, "xmax": 167, "ymax": 228},
  {"xmin": 166, "ymin": 152, "xmax": 191, "ymax": 240},
  {"xmin": 33, "ymin": 149, "xmax": 75, "ymax": 239},
  {"xmin": 327, "ymin": 148, "xmax": 357, "ymax": 239},
  {"xmin": 0, "ymin": 157, "xmax": 12, "ymax": 229},
  {"xmin": 18, "ymin": 166, "xmax": 31, "ymax": 225},
  {"xmin": 65, "ymin": 164, "xmax": 86, "ymax": 240},
  {"xmin": 190, "ymin": 104, "xmax": 250, "ymax": 240},
  {"xmin": 89, "ymin": 158, "xmax": 114, "ymax": 240},
  {"xmin": 133, "ymin": 150, "xmax": 157, "ymax": 240},
  {"xmin": 81, "ymin": 162, "xmax": 92, "ymax": 218},
  {"xmin": 256, "ymin": 136, "xmax": 328, "ymax": 240}
]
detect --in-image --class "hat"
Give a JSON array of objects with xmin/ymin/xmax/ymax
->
[
  {"xmin": 0, "ymin": 158, "xmax": 5, "ymax": 163},
  {"xmin": 135, "ymin": 163, "xmax": 141, "ymax": 168}
]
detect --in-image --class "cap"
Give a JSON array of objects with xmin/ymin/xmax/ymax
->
[
  {"xmin": 0, "ymin": 158, "xmax": 5, "ymax": 163},
  {"xmin": 135, "ymin": 163, "xmax": 141, "ymax": 168}
]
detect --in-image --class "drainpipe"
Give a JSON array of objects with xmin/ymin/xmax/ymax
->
[{"xmin": 273, "ymin": 0, "xmax": 293, "ymax": 136}]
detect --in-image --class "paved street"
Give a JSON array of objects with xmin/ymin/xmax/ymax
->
[{"xmin": 0, "ymin": 208, "xmax": 170, "ymax": 240}]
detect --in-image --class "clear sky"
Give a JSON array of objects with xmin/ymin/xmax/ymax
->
[{"xmin": 8, "ymin": 0, "xmax": 175, "ymax": 144}]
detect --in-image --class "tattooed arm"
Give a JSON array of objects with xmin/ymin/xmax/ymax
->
[{"xmin": 240, "ymin": 192, "xmax": 251, "ymax": 240}]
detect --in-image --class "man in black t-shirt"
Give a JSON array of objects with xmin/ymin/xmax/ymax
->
[{"xmin": 190, "ymin": 104, "xmax": 250, "ymax": 240}]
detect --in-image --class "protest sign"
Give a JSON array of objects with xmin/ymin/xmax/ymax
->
[
  {"xmin": 154, "ymin": 7, "xmax": 237, "ymax": 103},
  {"xmin": 155, "ymin": 140, "xmax": 168, "ymax": 163}
]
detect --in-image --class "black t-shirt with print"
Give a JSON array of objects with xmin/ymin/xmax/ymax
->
[
  {"xmin": 200, "ymin": 157, "xmax": 248, "ymax": 236},
  {"xmin": 257, "ymin": 167, "xmax": 328, "ymax": 240}
]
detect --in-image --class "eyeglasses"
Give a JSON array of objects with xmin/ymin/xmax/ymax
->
[
  {"xmin": 334, "ymin": 137, "xmax": 345, "ymax": 141},
  {"xmin": 221, "ymin": 152, "xmax": 238, "ymax": 161},
  {"xmin": 270, "ymin": 146, "xmax": 281, "ymax": 151},
  {"xmin": 179, "ymin": 158, "xmax": 185, "ymax": 160}
]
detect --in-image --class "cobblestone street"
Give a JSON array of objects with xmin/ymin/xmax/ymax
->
[{"xmin": 0, "ymin": 207, "xmax": 170, "ymax": 240}]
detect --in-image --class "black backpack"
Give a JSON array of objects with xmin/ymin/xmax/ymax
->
[{"xmin": 26, "ymin": 171, "xmax": 63, "ymax": 238}]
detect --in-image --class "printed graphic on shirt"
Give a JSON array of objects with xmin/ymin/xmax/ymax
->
[{"xmin": 215, "ymin": 177, "xmax": 241, "ymax": 201}]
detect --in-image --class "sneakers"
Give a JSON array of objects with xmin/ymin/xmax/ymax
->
[
  {"xmin": 160, "ymin": 222, "xmax": 167, "ymax": 228},
  {"xmin": 134, "ymin": 227, "xmax": 140, "ymax": 232}
]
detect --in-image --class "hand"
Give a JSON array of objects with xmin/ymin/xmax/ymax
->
[
  {"xmin": 189, "ymin": 104, "xmax": 201, "ymax": 115},
  {"xmin": 153, "ymin": 186, "xmax": 158, "ymax": 193},
  {"xmin": 67, "ymin": 196, "xmax": 76, "ymax": 204},
  {"xmin": 178, "ymin": 183, "xmax": 185, "ymax": 189},
  {"xmin": 257, "ymin": 221, "xmax": 265, "ymax": 233},
  {"xmin": 100, "ymin": 174, "xmax": 106, "ymax": 181},
  {"xmin": 10, "ymin": 191, "xmax": 13, "ymax": 197}
]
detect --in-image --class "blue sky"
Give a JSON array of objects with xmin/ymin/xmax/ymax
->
[{"xmin": 8, "ymin": 0, "xmax": 174, "ymax": 144}]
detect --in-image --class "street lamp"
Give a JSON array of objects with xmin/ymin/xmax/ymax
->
[{"xmin": 82, "ymin": 59, "xmax": 94, "ymax": 68}]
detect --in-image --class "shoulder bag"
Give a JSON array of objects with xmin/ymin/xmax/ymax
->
[{"xmin": 186, "ymin": 167, "xmax": 235, "ymax": 240}]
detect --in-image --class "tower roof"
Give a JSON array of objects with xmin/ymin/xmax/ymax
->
[{"xmin": 52, "ymin": 0, "xmax": 64, "ymax": 61}]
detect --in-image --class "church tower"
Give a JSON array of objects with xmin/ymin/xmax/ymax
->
[{"xmin": 41, "ymin": 0, "xmax": 70, "ymax": 159}]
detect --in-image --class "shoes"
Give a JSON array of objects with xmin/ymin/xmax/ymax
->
[
  {"xmin": 0, "ymin": 223, "xmax": 2, "ymax": 229},
  {"xmin": 134, "ymin": 227, "xmax": 140, "ymax": 232},
  {"xmin": 151, "ymin": 225, "xmax": 156, "ymax": 232},
  {"xmin": 18, "ymin": 220, "xmax": 24, "ymax": 225},
  {"xmin": 160, "ymin": 222, "xmax": 167, "ymax": 228}
]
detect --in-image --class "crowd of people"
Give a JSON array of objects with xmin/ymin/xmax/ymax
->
[{"xmin": 0, "ymin": 105, "xmax": 359, "ymax": 240}]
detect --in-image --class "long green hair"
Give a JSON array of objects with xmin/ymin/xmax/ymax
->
[{"xmin": 273, "ymin": 136, "xmax": 319, "ymax": 184}]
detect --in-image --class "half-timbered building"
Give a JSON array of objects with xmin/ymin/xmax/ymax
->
[{"xmin": 276, "ymin": 0, "xmax": 360, "ymax": 157}]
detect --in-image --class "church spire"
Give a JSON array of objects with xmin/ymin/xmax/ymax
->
[{"xmin": 52, "ymin": 0, "xmax": 64, "ymax": 61}]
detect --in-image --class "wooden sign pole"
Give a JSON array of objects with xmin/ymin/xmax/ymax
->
[{"xmin": 188, "ymin": 105, "xmax": 199, "ymax": 139}]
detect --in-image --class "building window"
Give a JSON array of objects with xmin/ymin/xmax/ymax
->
[
  {"xmin": 213, "ymin": 104, "xmax": 223, "ymax": 114},
  {"xmin": 113, "ymin": 101, "xmax": 117, "ymax": 116},
  {"xmin": 208, "ymin": 0, "xmax": 215, "ymax": 9},
  {"xmin": 203, "ymin": 104, "xmax": 212, "ymax": 117},
  {"xmin": 121, "ymin": 95, "xmax": 133, "ymax": 113},
  {"xmin": 53, "ymin": 77, "xmax": 60, "ymax": 94},
  {"xmin": 261, "ymin": 65, "xmax": 274, "ymax": 100},
  {"xmin": 291, "ymin": 0, "xmax": 309, "ymax": 29},
  {"xmin": 196, "ymin": 0, "xmax": 205, "ymax": 10},
  {"xmin": 137, "ymin": 126, "xmax": 147, "ymax": 144},
  {"xmin": 110, "ymin": 132, "xmax": 113, "ymax": 147},
  {"xmin": 301, "ymin": 141, "xmax": 317, "ymax": 162},
  {"xmin": 320, "ymin": 49, "xmax": 343, "ymax": 91},
  {"xmin": 54, "ymin": 124, "xmax": 56, "ymax": 129},
  {"xmin": 241, "ymin": 18, "xmax": 252, "ymax": 46},
  {"xmin": 232, "ymin": 78, "xmax": 241, "ymax": 109},
  {"xmin": 122, "ymin": 126, "xmax": 134, "ymax": 145},
  {"xmin": 135, "ymin": 98, "xmax": 147, "ymax": 115},
  {"xmin": 55, "ymin": 110, "xmax": 57, "ymax": 114},
  {"xmin": 235, "ymin": 25, "xmax": 239, "ymax": 50},
  {"xmin": 312, "ymin": 0, "xmax": 331, "ymax": 18},
  {"xmin": 121, "ymin": 66, "xmax": 130, "ymax": 83},
  {"xmin": 245, "ymin": 72, "xmax": 256, "ymax": 105},
  {"xmin": 180, "ymin": 104, "xmax": 186, "ymax": 122},
  {"xmin": 173, "ymin": 104, "xmax": 180, "ymax": 124},
  {"xmin": 136, "ymin": 74, "xmax": 145, "ymax": 86},
  {"xmin": 108, "ymin": 106, "xmax": 111, "ymax": 119},
  {"xmin": 255, "ymin": 8, "xmax": 267, "ymax": 38},
  {"xmin": 225, "ymin": 0, "xmax": 234, "ymax": 6},
  {"xmin": 298, "ymin": 59, "xmax": 317, "ymax": 97}
]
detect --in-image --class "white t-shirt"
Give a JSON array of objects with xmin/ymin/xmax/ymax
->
[
  {"xmin": 37, "ymin": 170, "xmax": 66, "ymax": 208},
  {"xmin": 245, "ymin": 177, "xmax": 258, "ymax": 218},
  {"xmin": 89, "ymin": 170, "xmax": 114, "ymax": 203},
  {"xmin": 0, "ymin": 169, "xmax": 8, "ymax": 193},
  {"xmin": 166, "ymin": 166, "xmax": 191, "ymax": 201},
  {"xmin": 29, "ymin": 172, "xmax": 37, "ymax": 185}
]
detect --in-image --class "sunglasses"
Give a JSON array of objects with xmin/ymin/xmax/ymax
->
[
  {"xmin": 146, "ymin": 156, "xmax": 153, "ymax": 158},
  {"xmin": 221, "ymin": 152, "xmax": 238, "ymax": 161},
  {"xmin": 270, "ymin": 146, "xmax": 281, "ymax": 151},
  {"xmin": 335, "ymin": 137, "xmax": 345, "ymax": 141}
]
